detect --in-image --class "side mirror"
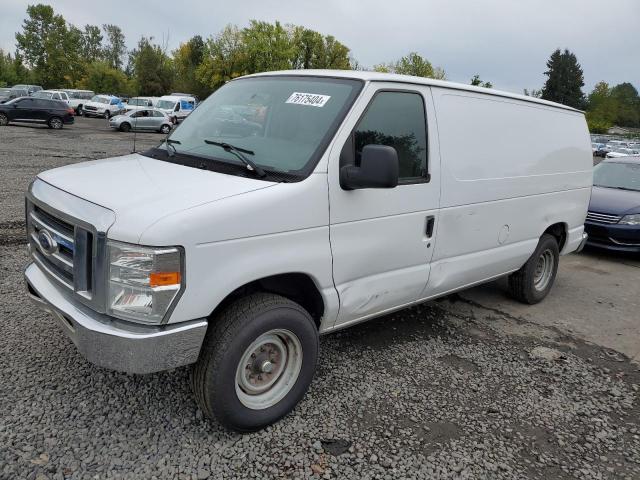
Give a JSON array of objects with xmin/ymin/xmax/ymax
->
[{"xmin": 340, "ymin": 144, "xmax": 399, "ymax": 190}]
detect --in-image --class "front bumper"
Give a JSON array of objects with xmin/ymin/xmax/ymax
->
[
  {"xmin": 584, "ymin": 221, "xmax": 640, "ymax": 253},
  {"xmin": 25, "ymin": 262, "xmax": 208, "ymax": 374}
]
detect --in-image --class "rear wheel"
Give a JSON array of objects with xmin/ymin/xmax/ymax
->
[
  {"xmin": 119, "ymin": 122, "xmax": 131, "ymax": 132},
  {"xmin": 48, "ymin": 117, "xmax": 63, "ymax": 130},
  {"xmin": 160, "ymin": 124, "xmax": 171, "ymax": 134},
  {"xmin": 104, "ymin": 110, "xmax": 111, "ymax": 119},
  {"xmin": 191, "ymin": 293, "xmax": 319, "ymax": 432},
  {"xmin": 0, "ymin": 113, "xmax": 8, "ymax": 126},
  {"xmin": 508, "ymin": 234, "xmax": 559, "ymax": 304},
  {"xmin": 76, "ymin": 105, "xmax": 83, "ymax": 115}
]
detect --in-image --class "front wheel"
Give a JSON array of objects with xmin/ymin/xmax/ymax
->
[
  {"xmin": 119, "ymin": 122, "xmax": 131, "ymax": 132},
  {"xmin": 507, "ymin": 234, "xmax": 559, "ymax": 304},
  {"xmin": 104, "ymin": 110, "xmax": 111, "ymax": 119},
  {"xmin": 0, "ymin": 113, "xmax": 8, "ymax": 126},
  {"xmin": 191, "ymin": 293, "xmax": 319, "ymax": 431}
]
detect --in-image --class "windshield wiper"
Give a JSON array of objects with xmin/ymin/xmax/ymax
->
[
  {"xmin": 204, "ymin": 140, "xmax": 266, "ymax": 177},
  {"xmin": 165, "ymin": 138, "xmax": 181, "ymax": 157}
]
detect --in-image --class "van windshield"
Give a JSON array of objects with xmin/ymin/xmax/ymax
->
[
  {"xmin": 162, "ymin": 76, "xmax": 362, "ymax": 176},
  {"xmin": 156, "ymin": 100, "xmax": 176, "ymax": 109}
]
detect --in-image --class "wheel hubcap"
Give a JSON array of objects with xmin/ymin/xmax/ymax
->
[
  {"xmin": 235, "ymin": 329, "xmax": 303, "ymax": 410},
  {"xmin": 533, "ymin": 249, "xmax": 554, "ymax": 291}
]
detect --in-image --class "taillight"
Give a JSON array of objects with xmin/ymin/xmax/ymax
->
[{"xmin": 67, "ymin": 108, "xmax": 75, "ymax": 115}]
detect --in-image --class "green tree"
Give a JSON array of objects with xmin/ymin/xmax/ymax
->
[
  {"xmin": 173, "ymin": 35, "xmax": 209, "ymax": 98},
  {"xmin": 102, "ymin": 24, "xmax": 126, "ymax": 70},
  {"xmin": 541, "ymin": 48, "xmax": 585, "ymax": 109},
  {"xmin": 585, "ymin": 82, "xmax": 617, "ymax": 133},
  {"xmin": 81, "ymin": 25, "xmax": 103, "ymax": 63},
  {"xmin": 470, "ymin": 74, "xmax": 492, "ymax": 88},
  {"xmin": 196, "ymin": 25, "xmax": 247, "ymax": 91},
  {"xmin": 290, "ymin": 27, "xmax": 351, "ymax": 70},
  {"xmin": 15, "ymin": 4, "xmax": 73, "ymax": 87},
  {"xmin": 77, "ymin": 61, "xmax": 134, "ymax": 95},
  {"xmin": 130, "ymin": 37, "xmax": 174, "ymax": 96},
  {"xmin": 610, "ymin": 82, "xmax": 640, "ymax": 128},
  {"xmin": 374, "ymin": 52, "xmax": 446, "ymax": 79},
  {"xmin": 241, "ymin": 20, "xmax": 293, "ymax": 73}
]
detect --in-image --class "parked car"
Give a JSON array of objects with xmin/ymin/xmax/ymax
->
[
  {"xmin": 595, "ymin": 144, "xmax": 612, "ymax": 157},
  {"xmin": 606, "ymin": 147, "xmax": 640, "ymax": 158},
  {"xmin": 12, "ymin": 84, "xmax": 43, "ymax": 95},
  {"xmin": 108, "ymin": 108, "xmax": 173, "ymax": 133},
  {"xmin": 156, "ymin": 95, "xmax": 196, "ymax": 123},
  {"xmin": 24, "ymin": 70, "xmax": 591, "ymax": 432},
  {"xmin": 62, "ymin": 89, "xmax": 95, "ymax": 115},
  {"xmin": 123, "ymin": 97, "xmax": 158, "ymax": 112},
  {"xmin": 0, "ymin": 97, "xmax": 74, "ymax": 129},
  {"xmin": 82, "ymin": 94, "xmax": 125, "ymax": 118},
  {"xmin": 32, "ymin": 90, "xmax": 70, "ymax": 105},
  {"xmin": 584, "ymin": 156, "xmax": 640, "ymax": 252},
  {"xmin": 0, "ymin": 87, "xmax": 28, "ymax": 103}
]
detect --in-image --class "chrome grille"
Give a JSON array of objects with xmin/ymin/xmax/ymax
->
[
  {"xmin": 585, "ymin": 211, "xmax": 621, "ymax": 224},
  {"xmin": 27, "ymin": 202, "xmax": 93, "ymax": 295}
]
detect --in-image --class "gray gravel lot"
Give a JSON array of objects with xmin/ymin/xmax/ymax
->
[{"xmin": 1, "ymin": 118, "xmax": 639, "ymax": 479}]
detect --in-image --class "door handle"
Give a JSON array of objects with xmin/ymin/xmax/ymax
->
[{"xmin": 425, "ymin": 216, "xmax": 435, "ymax": 238}]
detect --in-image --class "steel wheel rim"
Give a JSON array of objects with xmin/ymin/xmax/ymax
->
[
  {"xmin": 533, "ymin": 248, "xmax": 554, "ymax": 291},
  {"xmin": 235, "ymin": 329, "xmax": 303, "ymax": 410}
]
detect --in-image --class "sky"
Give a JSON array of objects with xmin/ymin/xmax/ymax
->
[{"xmin": 1, "ymin": 0, "xmax": 638, "ymax": 95}]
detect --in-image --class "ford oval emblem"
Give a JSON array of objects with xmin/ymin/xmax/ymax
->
[{"xmin": 37, "ymin": 230, "xmax": 58, "ymax": 256}]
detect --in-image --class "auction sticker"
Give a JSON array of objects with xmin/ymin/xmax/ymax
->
[{"xmin": 286, "ymin": 92, "xmax": 331, "ymax": 107}]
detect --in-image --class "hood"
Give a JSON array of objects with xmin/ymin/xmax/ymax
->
[
  {"xmin": 37, "ymin": 153, "xmax": 276, "ymax": 242},
  {"xmin": 589, "ymin": 185, "xmax": 640, "ymax": 216}
]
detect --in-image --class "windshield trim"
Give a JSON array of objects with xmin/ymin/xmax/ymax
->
[{"xmin": 164, "ymin": 75, "xmax": 365, "ymax": 182}]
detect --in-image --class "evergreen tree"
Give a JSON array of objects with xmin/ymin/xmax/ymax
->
[{"xmin": 541, "ymin": 49, "xmax": 585, "ymax": 109}]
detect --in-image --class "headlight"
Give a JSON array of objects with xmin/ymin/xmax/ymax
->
[
  {"xmin": 107, "ymin": 241, "xmax": 184, "ymax": 324},
  {"xmin": 619, "ymin": 214, "xmax": 640, "ymax": 226}
]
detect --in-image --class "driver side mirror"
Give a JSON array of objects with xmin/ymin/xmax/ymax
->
[{"xmin": 340, "ymin": 145, "xmax": 399, "ymax": 190}]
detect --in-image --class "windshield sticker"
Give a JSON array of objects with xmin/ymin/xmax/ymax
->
[{"xmin": 285, "ymin": 92, "xmax": 331, "ymax": 107}]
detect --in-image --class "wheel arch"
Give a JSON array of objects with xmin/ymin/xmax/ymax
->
[
  {"xmin": 208, "ymin": 272, "xmax": 325, "ymax": 329},
  {"xmin": 542, "ymin": 222, "xmax": 568, "ymax": 251}
]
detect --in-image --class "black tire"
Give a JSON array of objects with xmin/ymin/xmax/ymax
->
[
  {"xmin": 191, "ymin": 292, "xmax": 319, "ymax": 432},
  {"xmin": 160, "ymin": 124, "xmax": 171, "ymax": 134},
  {"xmin": 507, "ymin": 234, "xmax": 559, "ymax": 304},
  {"xmin": 48, "ymin": 117, "xmax": 63, "ymax": 130},
  {"xmin": 0, "ymin": 113, "xmax": 8, "ymax": 126},
  {"xmin": 104, "ymin": 110, "xmax": 111, "ymax": 119},
  {"xmin": 119, "ymin": 122, "xmax": 131, "ymax": 132},
  {"xmin": 76, "ymin": 105, "xmax": 83, "ymax": 115}
]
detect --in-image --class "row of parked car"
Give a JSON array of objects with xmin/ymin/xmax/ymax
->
[
  {"xmin": 591, "ymin": 138, "xmax": 640, "ymax": 158},
  {"xmin": 0, "ymin": 84, "xmax": 198, "ymax": 132}
]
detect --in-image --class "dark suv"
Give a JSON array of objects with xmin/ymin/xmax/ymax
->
[{"xmin": 0, "ymin": 97, "xmax": 74, "ymax": 129}]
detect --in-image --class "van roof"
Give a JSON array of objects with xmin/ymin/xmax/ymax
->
[
  {"xmin": 160, "ymin": 95, "xmax": 194, "ymax": 101},
  {"xmin": 243, "ymin": 69, "xmax": 581, "ymax": 113}
]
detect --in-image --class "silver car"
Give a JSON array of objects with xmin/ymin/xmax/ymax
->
[{"xmin": 108, "ymin": 108, "xmax": 173, "ymax": 133}]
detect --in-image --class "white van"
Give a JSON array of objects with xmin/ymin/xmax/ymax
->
[
  {"xmin": 124, "ymin": 96, "xmax": 158, "ymax": 112},
  {"xmin": 24, "ymin": 70, "xmax": 591, "ymax": 431},
  {"xmin": 156, "ymin": 94, "xmax": 195, "ymax": 123}
]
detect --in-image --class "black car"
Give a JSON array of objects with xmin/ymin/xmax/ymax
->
[
  {"xmin": 0, "ymin": 97, "xmax": 74, "ymax": 129},
  {"xmin": 584, "ymin": 156, "xmax": 640, "ymax": 252}
]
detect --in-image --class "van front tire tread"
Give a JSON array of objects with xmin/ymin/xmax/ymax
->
[{"xmin": 191, "ymin": 292, "xmax": 318, "ymax": 432}]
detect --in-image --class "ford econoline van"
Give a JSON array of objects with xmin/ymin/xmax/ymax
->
[
  {"xmin": 156, "ymin": 95, "xmax": 195, "ymax": 123},
  {"xmin": 24, "ymin": 70, "xmax": 592, "ymax": 431}
]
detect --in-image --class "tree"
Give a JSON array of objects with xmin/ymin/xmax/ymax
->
[
  {"xmin": 373, "ymin": 52, "xmax": 446, "ymax": 79},
  {"xmin": 15, "ymin": 4, "xmax": 73, "ymax": 87},
  {"xmin": 290, "ymin": 27, "xmax": 351, "ymax": 70},
  {"xmin": 523, "ymin": 88, "xmax": 542, "ymax": 98},
  {"xmin": 102, "ymin": 24, "xmax": 126, "ymax": 70},
  {"xmin": 197, "ymin": 25, "xmax": 246, "ymax": 91},
  {"xmin": 241, "ymin": 20, "xmax": 292, "ymax": 73},
  {"xmin": 541, "ymin": 49, "xmax": 585, "ymax": 109},
  {"xmin": 81, "ymin": 25, "xmax": 103, "ymax": 63},
  {"xmin": 77, "ymin": 61, "xmax": 134, "ymax": 95},
  {"xmin": 610, "ymin": 82, "xmax": 640, "ymax": 128},
  {"xmin": 130, "ymin": 37, "xmax": 174, "ymax": 96},
  {"xmin": 173, "ymin": 35, "xmax": 209, "ymax": 98},
  {"xmin": 470, "ymin": 74, "xmax": 492, "ymax": 88},
  {"xmin": 585, "ymin": 82, "xmax": 617, "ymax": 133}
]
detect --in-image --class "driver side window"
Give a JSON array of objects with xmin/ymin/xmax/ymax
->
[{"xmin": 351, "ymin": 91, "xmax": 428, "ymax": 182}]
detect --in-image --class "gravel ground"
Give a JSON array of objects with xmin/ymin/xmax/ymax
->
[{"xmin": 1, "ymin": 119, "xmax": 639, "ymax": 479}]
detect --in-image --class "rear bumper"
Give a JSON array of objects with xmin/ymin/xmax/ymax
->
[{"xmin": 25, "ymin": 262, "xmax": 208, "ymax": 374}]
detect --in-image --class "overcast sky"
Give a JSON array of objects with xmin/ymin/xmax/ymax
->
[{"xmin": 1, "ymin": 0, "xmax": 638, "ymax": 94}]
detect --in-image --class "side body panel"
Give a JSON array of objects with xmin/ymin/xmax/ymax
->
[{"xmin": 423, "ymin": 87, "xmax": 592, "ymax": 297}]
